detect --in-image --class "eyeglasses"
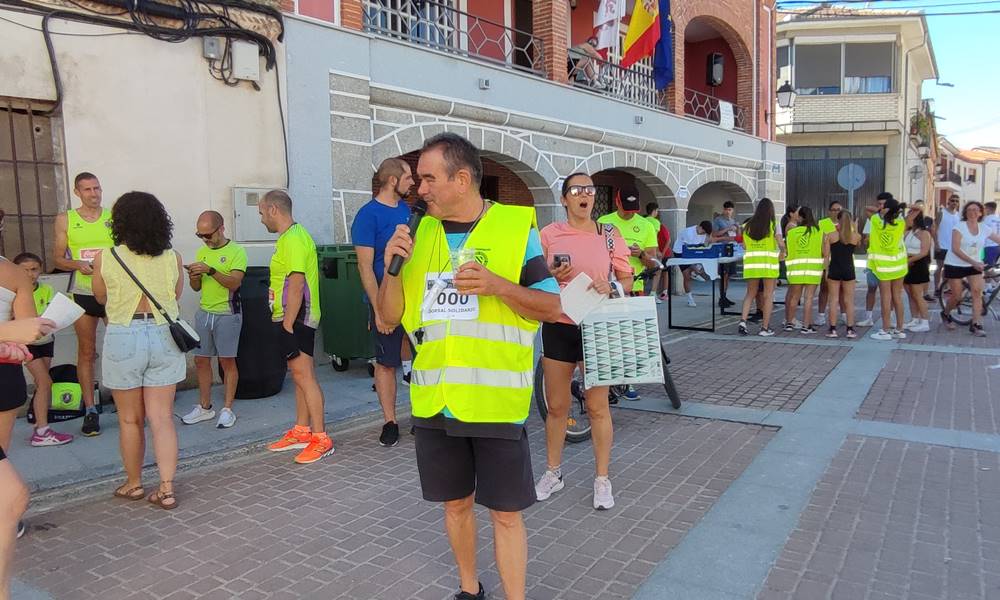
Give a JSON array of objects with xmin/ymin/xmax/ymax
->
[
  {"xmin": 567, "ymin": 185, "xmax": 597, "ymax": 197},
  {"xmin": 196, "ymin": 226, "xmax": 221, "ymax": 240}
]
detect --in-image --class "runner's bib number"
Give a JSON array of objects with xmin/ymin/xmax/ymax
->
[
  {"xmin": 80, "ymin": 248, "xmax": 101, "ymax": 263},
  {"xmin": 422, "ymin": 272, "xmax": 479, "ymax": 321}
]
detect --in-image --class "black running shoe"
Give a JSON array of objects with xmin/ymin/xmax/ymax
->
[
  {"xmin": 719, "ymin": 297, "xmax": 735, "ymax": 308},
  {"xmin": 379, "ymin": 421, "xmax": 400, "ymax": 447},
  {"xmin": 455, "ymin": 583, "xmax": 485, "ymax": 600},
  {"xmin": 81, "ymin": 412, "xmax": 101, "ymax": 437}
]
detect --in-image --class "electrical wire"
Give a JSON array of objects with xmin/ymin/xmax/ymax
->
[
  {"xmin": 0, "ymin": 0, "xmax": 288, "ymax": 185},
  {"xmin": 0, "ymin": 12, "xmax": 139, "ymax": 34}
]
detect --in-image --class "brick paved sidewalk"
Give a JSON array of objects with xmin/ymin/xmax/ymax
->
[{"xmin": 12, "ymin": 411, "xmax": 775, "ymax": 600}]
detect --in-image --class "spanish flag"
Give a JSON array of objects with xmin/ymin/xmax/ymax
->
[{"xmin": 621, "ymin": 0, "xmax": 660, "ymax": 69}]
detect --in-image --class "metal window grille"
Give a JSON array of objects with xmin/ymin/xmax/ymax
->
[{"xmin": 0, "ymin": 100, "xmax": 65, "ymax": 270}]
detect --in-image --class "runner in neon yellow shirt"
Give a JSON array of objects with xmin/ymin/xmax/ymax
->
[
  {"xmin": 597, "ymin": 192, "xmax": 658, "ymax": 294},
  {"xmin": 258, "ymin": 190, "xmax": 332, "ymax": 465}
]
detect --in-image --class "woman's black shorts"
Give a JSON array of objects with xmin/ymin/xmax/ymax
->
[
  {"xmin": 541, "ymin": 322, "xmax": 583, "ymax": 364},
  {"xmin": 0, "ymin": 363, "xmax": 27, "ymax": 412},
  {"xmin": 943, "ymin": 264, "xmax": 981, "ymax": 280}
]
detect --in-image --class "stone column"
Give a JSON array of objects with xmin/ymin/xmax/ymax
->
[
  {"xmin": 661, "ymin": 207, "xmax": 687, "ymax": 294},
  {"xmin": 533, "ymin": 0, "xmax": 570, "ymax": 84}
]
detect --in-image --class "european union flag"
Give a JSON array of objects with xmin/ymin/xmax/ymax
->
[{"xmin": 653, "ymin": 0, "xmax": 674, "ymax": 90}]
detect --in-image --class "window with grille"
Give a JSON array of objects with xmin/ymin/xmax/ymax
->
[{"xmin": 0, "ymin": 100, "xmax": 65, "ymax": 271}]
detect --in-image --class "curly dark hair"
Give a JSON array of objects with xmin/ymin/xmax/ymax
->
[{"xmin": 111, "ymin": 192, "xmax": 173, "ymax": 256}]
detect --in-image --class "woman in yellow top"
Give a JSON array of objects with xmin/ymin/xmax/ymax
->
[
  {"xmin": 783, "ymin": 207, "xmax": 827, "ymax": 334},
  {"xmin": 92, "ymin": 192, "xmax": 185, "ymax": 509},
  {"xmin": 738, "ymin": 198, "xmax": 785, "ymax": 336}
]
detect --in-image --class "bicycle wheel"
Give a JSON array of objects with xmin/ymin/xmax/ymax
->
[
  {"xmin": 533, "ymin": 357, "xmax": 592, "ymax": 443},
  {"xmin": 939, "ymin": 281, "xmax": 973, "ymax": 326},
  {"xmin": 661, "ymin": 348, "xmax": 681, "ymax": 409}
]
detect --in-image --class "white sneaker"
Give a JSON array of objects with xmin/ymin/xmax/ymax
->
[
  {"xmin": 686, "ymin": 297, "xmax": 697, "ymax": 307},
  {"xmin": 903, "ymin": 319, "xmax": 918, "ymax": 330},
  {"xmin": 870, "ymin": 329, "xmax": 892, "ymax": 341},
  {"xmin": 594, "ymin": 477, "xmax": 615, "ymax": 510},
  {"xmin": 857, "ymin": 317, "xmax": 875, "ymax": 327},
  {"xmin": 535, "ymin": 469, "xmax": 564, "ymax": 501},
  {"xmin": 181, "ymin": 405, "xmax": 215, "ymax": 425},
  {"xmin": 216, "ymin": 408, "xmax": 236, "ymax": 429},
  {"xmin": 890, "ymin": 329, "xmax": 907, "ymax": 340},
  {"xmin": 908, "ymin": 320, "xmax": 930, "ymax": 333},
  {"xmin": 815, "ymin": 314, "xmax": 827, "ymax": 326}
]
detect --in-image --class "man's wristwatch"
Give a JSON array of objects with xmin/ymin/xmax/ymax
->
[{"xmin": 208, "ymin": 267, "xmax": 217, "ymax": 276}]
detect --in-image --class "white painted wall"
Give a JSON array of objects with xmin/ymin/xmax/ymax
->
[{"xmin": 1, "ymin": 9, "xmax": 288, "ymax": 324}]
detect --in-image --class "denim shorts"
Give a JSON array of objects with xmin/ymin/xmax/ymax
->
[{"xmin": 102, "ymin": 318, "xmax": 186, "ymax": 390}]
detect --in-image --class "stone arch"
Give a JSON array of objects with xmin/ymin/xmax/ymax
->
[
  {"xmin": 371, "ymin": 122, "xmax": 559, "ymax": 209},
  {"xmin": 682, "ymin": 166, "xmax": 757, "ymax": 209},
  {"xmin": 575, "ymin": 150, "xmax": 678, "ymax": 210}
]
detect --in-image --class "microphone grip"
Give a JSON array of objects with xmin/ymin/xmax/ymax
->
[{"xmin": 387, "ymin": 202, "xmax": 426, "ymax": 277}]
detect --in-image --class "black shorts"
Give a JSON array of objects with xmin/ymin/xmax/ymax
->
[
  {"xmin": 275, "ymin": 321, "xmax": 316, "ymax": 359},
  {"xmin": 542, "ymin": 322, "xmax": 582, "ymax": 364},
  {"xmin": 28, "ymin": 340, "xmax": 54, "ymax": 360},
  {"xmin": 934, "ymin": 249, "xmax": 948, "ymax": 262},
  {"xmin": 73, "ymin": 294, "xmax": 106, "ymax": 318},
  {"xmin": 943, "ymin": 265, "xmax": 981, "ymax": 280},
  {"xmin": 370, "ymin": 306, "xmax": 404, "ymax": 368},
  {"xmin": 414, "ymin": 425, "xmax": 535, "ymax": 512},
  {"xmin": 904, "ymin": 258, "xmax": 930, "ymax": 285},
  {"xmin": 0, "ymin": 363, "xmax": 27, "ymax": 412}
]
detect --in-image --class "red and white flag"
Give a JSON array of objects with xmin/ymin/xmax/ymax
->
[{"xmin": 592, "ymin": 0, "xmax": 624, "ymax": 59}]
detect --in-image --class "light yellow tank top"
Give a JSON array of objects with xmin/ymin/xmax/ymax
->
[{"xmin": 101, "ymin": 246, "xmax": 179, "ymax": 326}]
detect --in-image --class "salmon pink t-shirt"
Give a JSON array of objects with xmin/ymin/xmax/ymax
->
[{"xmin": 539, "ymin": 221, "xmax": 631, "ymax": 325}]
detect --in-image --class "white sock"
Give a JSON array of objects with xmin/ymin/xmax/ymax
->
[
  {"xmin": 402, "ymin": 360, "xmax": 412, "ymax": 374},
  {"xmin": 865, "ymin": 311, "xmax": 873, "ymax": 321},
  {"xmin": 36, "ymin": 426, "xmax": 50, "ymax": 435},
  {"xmin": 686, "ymin": 292, "xmax": 694, "ymax": 301}
]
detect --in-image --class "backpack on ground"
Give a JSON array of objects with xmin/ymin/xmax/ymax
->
[{"xmin": 26, "ymin": 364, "xmax": 102, "ymax": 424}]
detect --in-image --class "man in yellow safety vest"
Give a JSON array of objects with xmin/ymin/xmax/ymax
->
[{"xmin": 380, "ymin": 133, "xmax": 561, "ymax": 600}]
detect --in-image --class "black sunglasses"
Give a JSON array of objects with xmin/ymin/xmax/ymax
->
[{"xmin": 196, "ymin": 226, "xmax": 221, "ymax": 240}]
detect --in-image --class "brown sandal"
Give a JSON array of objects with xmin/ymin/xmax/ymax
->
[
  {"xmin": 147, "ymin": 481, "xmax": 178, "ymax": 510},
  {"xmin": 113, "ymin": 484, "xmax": 145, "ymax": 501}
]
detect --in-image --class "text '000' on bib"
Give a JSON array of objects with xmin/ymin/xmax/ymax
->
[{"xmin": 421, "ymin": 272, "xmax": 479, "ymax": 322}]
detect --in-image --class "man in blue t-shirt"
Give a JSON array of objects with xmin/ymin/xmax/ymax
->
[{"xmin": 352, "ymin": 157, "xmax": 414, "ymax": 448}]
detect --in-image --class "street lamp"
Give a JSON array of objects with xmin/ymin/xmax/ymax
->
[{"xmin": 777, "ymin": 80, "xmax": 796, "ymax": 108}]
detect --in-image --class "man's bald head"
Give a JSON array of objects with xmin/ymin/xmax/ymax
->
[
  {"xmin": 261, "ymin": 189, "xmax": 293, "ymax": 214},
  {"xmin": 198, "ymin": 210, "xmax": 224, "ymax": 228}
]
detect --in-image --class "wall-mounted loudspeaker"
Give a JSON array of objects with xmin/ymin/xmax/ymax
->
[{"xmin": 707, "ymin": 53, "xmax": 724, "ymax": 87}]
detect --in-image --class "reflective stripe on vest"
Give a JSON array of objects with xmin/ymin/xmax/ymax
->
[
  {"xmin": 869, "ymin": 217, "xmax": 908, "ymax": 281},
  {"xmin": 785, "ymin": 226, "xmax": 824, "ymax": 284},
  {"xmin": 400, "ymin": 203, "xmax": 540, "ymax": 424},
  {"xmin": 742, "ymin": 223, "xmax": 780, "ymax": 279}
]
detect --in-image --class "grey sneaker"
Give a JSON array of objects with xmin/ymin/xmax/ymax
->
[
  {"xmin": 535, "ymin": 469, "xmax": 564, "ymax": 501},
  {"xmin": 216, "ymin": 408, "xmax": 236, "ymax": 429},
  {"xmin": 181, "ymin": 404, "xmax": 215, "ymax": 425},
  {"xmin": 593, "ymin": 477, "xmax": 615, "ymax": 510}
]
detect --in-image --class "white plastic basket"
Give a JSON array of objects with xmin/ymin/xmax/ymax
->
[{"xmin": 580, "ymin": 295, "xmax": 664, "ymax": 388}]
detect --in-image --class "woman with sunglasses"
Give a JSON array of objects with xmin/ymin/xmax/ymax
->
[
  {"xmin": 942, "ymin": 201, "xmax": 1000, "ymax": 337},
  {"xmin": 535, "ymin": 173, "xmax": 632, "ymax": 511}
]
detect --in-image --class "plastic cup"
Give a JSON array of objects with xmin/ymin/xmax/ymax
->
[{"xmin": 451, "ymin": 247, "xmax": 476, "ymax": 269}]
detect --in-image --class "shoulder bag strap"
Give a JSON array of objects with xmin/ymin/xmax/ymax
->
[
  {"xmin": 109, "ymin": 248, "xmax": 175, "ymax": 325},
  {"xmin": 601, "ymin": 223, "xmax": 618, "ymax": 287}
]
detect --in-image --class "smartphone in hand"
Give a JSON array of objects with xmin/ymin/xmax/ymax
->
[{"xmin": 553, "ymin": 254, "xmax": 571, "ymax": 268}]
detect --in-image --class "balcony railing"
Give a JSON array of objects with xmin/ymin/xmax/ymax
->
[
  {"xmin": 684, "ymin": 88, "xmax": 748, "ymax": 133},
  {"xmin": 937, "ymin": 171, "xmax": 961, "ymax": 185},
  {"xmin": 363, "ymin": 0, "xmax": 545, "ymax": 75},
  {"xmin": 568, "ymin": 52, "xmax": 662, "ymax": 109}
]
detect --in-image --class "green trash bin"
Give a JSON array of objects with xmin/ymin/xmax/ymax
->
[{"xmin": 317, "ymin": 245, "xmax": 375, "ymax": 372}]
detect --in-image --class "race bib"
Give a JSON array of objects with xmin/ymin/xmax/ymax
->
[
  {"xmin": 80, "ymin": 248, "xmax": 102, "ymax": 262},
  {"xmin": 421, "ymin": 272, "xmax": 479, "ymax": 322}
]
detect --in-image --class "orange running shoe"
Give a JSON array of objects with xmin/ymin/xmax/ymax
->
[
  {"xmin": 294, "ymin": 433, "xmax": 334, "ymax": 464},
  {"xmin": 267, "ymin": 426, "xmax": 312, "ymax": 452}
]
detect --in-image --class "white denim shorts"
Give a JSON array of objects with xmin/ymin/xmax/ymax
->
[{"xmin": 101, "ymin": 318, "xmax": 186, "ymax": 390}]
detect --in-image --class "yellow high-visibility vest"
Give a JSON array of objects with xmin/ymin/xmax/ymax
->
[
  {"xmin": 868, "ymin": 216, "xmax": 908, "ymax": 281},
  {"xmin": 742, "ymin": 223, "xmax": 779, "ymax": 279},
  {"xmin": 400, "ymin": 203, "xmax": 540, "ymax": 424},
  {"xmin": 785, "ymin": 225, "xmax": 824, "ymax": 284}
]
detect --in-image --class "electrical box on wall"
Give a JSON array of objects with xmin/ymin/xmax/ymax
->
[
  {"xmin": 233, "ymin": 187, "xmax": 278, "ymax": 243},
  {"xmin": 231, "ymin": 40, "xmax": 261, "ymax": 81}
]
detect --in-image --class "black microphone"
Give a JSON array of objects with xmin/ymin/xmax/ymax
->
[{"xmin": 387, "ymin": 199, "xmax": 428, "ymax": 277}]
